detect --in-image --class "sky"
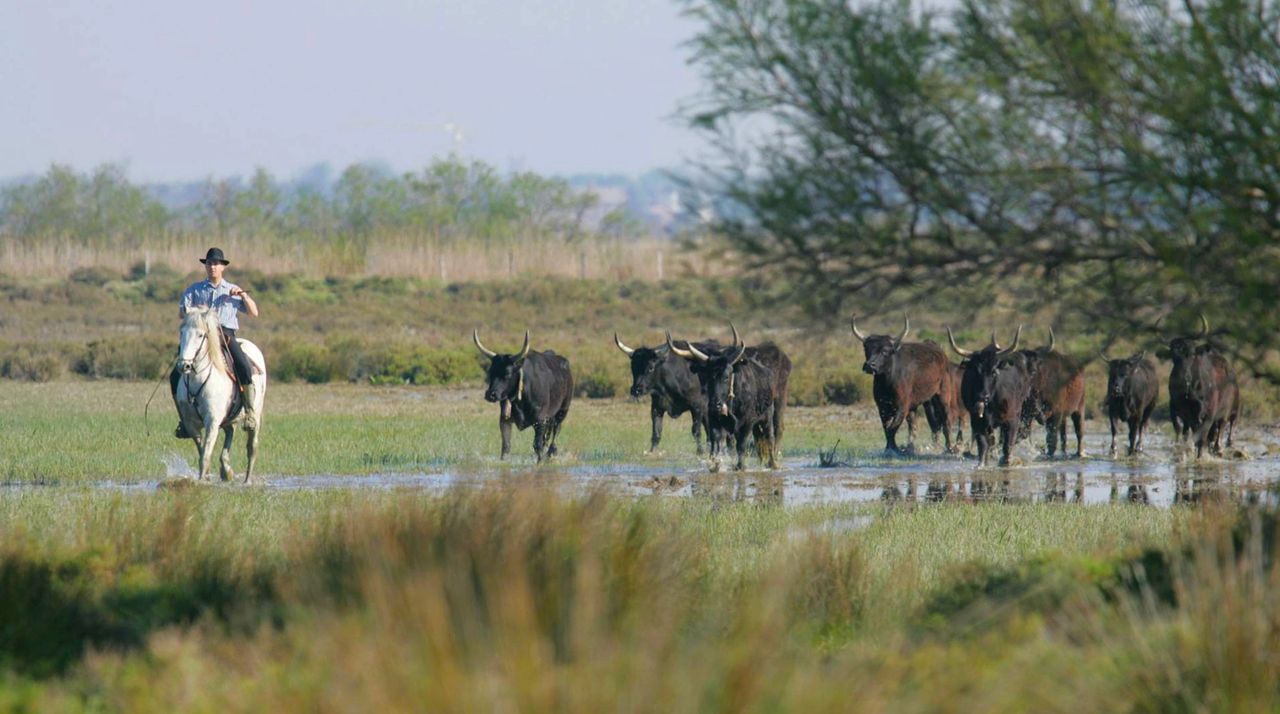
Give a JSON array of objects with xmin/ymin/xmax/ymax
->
[{"xmin": 0, "ymin": 0, "xmax": 706, "ymax": 182}]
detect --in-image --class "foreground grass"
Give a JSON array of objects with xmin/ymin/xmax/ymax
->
[
  {"xmin": 0, "ymin": 380, "xmax": 876, "ymax": 482},
  {"xmin": 0, "ymin": 486, "xmax": 1237, "ymax": 711}
]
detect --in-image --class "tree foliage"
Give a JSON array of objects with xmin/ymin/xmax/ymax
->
[
  {"xmin": 1, "ymin": 158, "xmax": 602, "ymax": 251},
  {"xmin": 681, "ymin": 0, "xmax": 1280, "ymax": 379}
]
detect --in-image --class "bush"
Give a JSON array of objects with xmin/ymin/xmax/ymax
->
[
  {"xmin": 273, "ymin": 343, "xmax": 337, "ymax": 384},
  {"xmin": 74, "ymin": 337, "xmax": 173, "ymax": 380},
  {"xmin": 68, "ymin": 266, "xmax": 122, "ymax": 287},
  {"xmin": 0, "ymin": 344, "xmax": 66, "ymax": 381},
  {"xmin": 574, "ymin": 366, "xmax": 619, "ymax": 399}
]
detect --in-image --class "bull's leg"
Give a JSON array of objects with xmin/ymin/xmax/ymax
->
[
  {"xmin": 882, "ymin": 408, "xmax": 908, "ymax": 453},
  {"xmin": 533, "ymin": 421, "xmax": 548, "ymax": 462},
  {"xmin": 999, "ymin": 423, "xmax": 1015, "ymax": 467},
  {"xmin": 1044, "ymin": 415, "xmax": 1060, "ymax": 457},
  {"xmin": 905, "ymin": 408, "xmax": 917, "ymax": 447},
  {"xmin": 1108, "ymin": 413, "xmax": 1118, "ymax": 455},
  {"xmin": 219, "ymin": 424, "xmax": 235, "ymax": 482},
  {"xmin": 734, "ymin": 424, "xmax": 751, "ymax": 471},
  {"xmin": 707, "ymin": 423, "xmax": 724, "ymax": 472},
  {"xmin": 772, "ymin": 400, "xmax": 785, "ymax": 460},
  {"xmin": 499, "ymin": 416, "xmax": 513, "ymax": 459},
  {"xmin": 649, "ymin": 403, "xmax": 665, "ymax": 453},
  {"xmin": 931, "ymin": 396, "xmax": 954, "ymax": 454},
  {"xmin": 762, "ymin": 413, "xmax": 778, "ymax": 469},
  {"xmin": 1226, "ymin": 414, "xmax": 1236, "ymax": 448},
  {"xmin": 547, "ymin": 409, "xmax": 568, "ymax": 458},
  {"xmin": 1137, "ymin": 404, "xmax": 1154, "ymax": 453},
  {"xmin": 1127, "ymin": 416, "xmax": 1140, "ymax": 456},
  {"xmin": 1209, "ymin": 419, "xmax": 1224, "ymax": 457},
  {"xmin": 1071, "ymin": 411, "xmax": 1083, "ymax": 457}
]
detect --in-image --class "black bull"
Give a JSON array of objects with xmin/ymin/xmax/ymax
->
[
  {"xmin": 614, "ymin": 333, "xmax": 720, "ymax": 454},
  {"xmin": 668, "ymin": 329, "xmax": 791, "ymax": 471},
  {"xmin": 851, "ymin": 316, "xmax": 956, "ymax": 454},
  {"xmin": 474, "ymin": 330, "xmax": 573, "ymax": 462},
  {"xmin": 948, "ymin": 326, "xmax": 1036, "ymax": 467},
  {"xmin": 1100, "ymin": 350, "xmax": 1158, "ymax": 456}
]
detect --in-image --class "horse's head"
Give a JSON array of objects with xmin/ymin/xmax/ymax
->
[{"xmin": 179, "ymin": 308, "xmax": 220, "ymax": 373}]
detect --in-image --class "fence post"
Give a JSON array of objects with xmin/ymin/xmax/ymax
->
[
  {"xmin": 144, "ymin": 250, "xmax": 151, "ymax": 276},
  {"xmin": 657, "ymin": 250, "xmax": 664, "ymax": 281},
  {"xmin": 438, "ymin": 254, "xmax": 447, "ymax": 282}
]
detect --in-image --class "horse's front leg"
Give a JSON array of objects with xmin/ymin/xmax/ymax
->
[
  {"xmin": 198, "ymin": 422, "xmax": 219, "ymax": 481},
  {"xmin": 219, "ymin": 425, "xmax": 236, "ymax": 482}
]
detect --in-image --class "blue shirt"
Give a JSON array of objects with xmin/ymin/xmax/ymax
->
[{"xmin": 180, "ymin": 279, "xmax": 247, "ymax": 330}]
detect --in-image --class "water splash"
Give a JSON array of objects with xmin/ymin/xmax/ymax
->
[{"xmin": 160, "ymin": 452, "xmax": 196, "ymax": 479}]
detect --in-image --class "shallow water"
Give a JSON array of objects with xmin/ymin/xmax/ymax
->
[{"xmin": 57, "ymin": 423, "xmax": 1280, "ymax": 508}]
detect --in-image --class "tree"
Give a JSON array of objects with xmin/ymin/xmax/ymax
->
[{"xmin": 680, "ymin": 0, "xmax": 1280, "ymax": 380}]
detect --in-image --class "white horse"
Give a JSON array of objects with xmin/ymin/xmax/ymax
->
[{"xmin": 175, "ymin": 307, "xmax": 266, "ymax": 483}]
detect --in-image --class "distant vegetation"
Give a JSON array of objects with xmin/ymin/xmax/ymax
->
[{"xmin": 0, "ymin": 159, "xmax": 683, "ymax": 279}]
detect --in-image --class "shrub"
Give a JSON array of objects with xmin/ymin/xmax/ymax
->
[
  {"xmin": 574, "ymin": 365, "xmax": 619, "ymax": 399},
  {"xmin": 74, "ymin": 337, "xmax": 173, "ymax": 380},
  {"xmin": 273, "ymin": 343, "xmax": 337, "ymax": 384},
  {"xmin": 68, "ymin": 266, "xmax": 121, "ymax": 287},
  {"xmin": 0, "ymin": 344, "xmax": 65, "ymax": 381}
]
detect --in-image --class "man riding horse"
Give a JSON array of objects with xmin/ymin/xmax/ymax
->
[{"xmin": 171, "ymin": 247, "xmax": 260, "ymax": 436}]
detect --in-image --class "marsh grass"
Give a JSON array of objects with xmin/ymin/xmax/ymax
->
[
  {"xmin": 0, "ymin": 381, "xmax": 881, "ymax": 482},
  {"xmin": 0, "ymin": 485, "xmax": 1272, "ymax": 710}
]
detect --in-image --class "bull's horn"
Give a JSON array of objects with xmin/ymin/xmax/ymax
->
[
  {"xmin": 1136, "ymin": 350, "xmax": 1146, "ymax": 361},
  {"xmin": 998, "ymin": 325, "xmax": 1023, "ymax": 355},
  {"xmin": 1046, "ymin": 326, "xmax": 1056, "ymax": 353},
  {"xmin": 614, "ymin": 332, "xmax": 635, "ymax": 356},
  {"xmin": 1098, "ymin": 349, "xmax": 1112, "ymax": 364},
  {"xmin": 473, "ymin": 329, "xmax": 497, "ymax": 358},
  {"xmin": 946, "ymin": 327, "xmax": 974, "ymax": 357},
  {"xmin": 729, "ymin": 321, "xmax": 741, "ymax": 349},
  {"xmin": 896, "ymin": 316, "xmax": 910, "ymax": 346},
  {"xmin": 991, "ymin": 330, "xmax": 1000, "ymax": 350},
  {"xmin": 850, "ymin": 317, "xmax": 867, "ymax": 342},
  {"xmin": 517, "ymin": 331, "xmax": 530, "ymax": 360},
  {"xmin": 730, "ymin": 344, "xmax": 747, "ymax": 364},
  {"xmin": 666, "ymin": 332, "xmax": 709, "ymax": 362},
  {"xmin": 1196, "ymin": 313, "xmax": 1209, "ymax": 338}
]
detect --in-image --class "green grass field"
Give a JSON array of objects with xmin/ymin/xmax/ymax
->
[{"xmin": 0, "ymin": 380, "xmax": 883, "ymax": 482}]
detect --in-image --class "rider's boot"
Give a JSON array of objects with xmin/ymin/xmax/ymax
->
[{"xmin": 242, "ymin": 382, "xmax": 259, "ymax": 426}]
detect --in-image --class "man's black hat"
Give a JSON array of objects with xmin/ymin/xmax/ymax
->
[{"xmin": 199, "ymin": 248, "xmax": 230, "ymax": 265}]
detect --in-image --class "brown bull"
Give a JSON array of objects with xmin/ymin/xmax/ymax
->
[
  {"xmin": 853, "ymin": 316, "xmax": 955, "ymax": 454},
  {"xmin": 1019, "ymin": 328, "xmax": 1086, "ymax": 458}
]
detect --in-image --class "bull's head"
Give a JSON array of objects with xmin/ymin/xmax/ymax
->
[
  {"xmin": 851, "ymin": 316, "xmax": 909, "ymax": 376},
  {"xmin": 1160, "ymin": 314, "xmax": 1210, "ymax": 390},
  {"xmin": 1101, "ymin": 350, "xmax": 1147, "ymax": 400},
  {"xmin": 616, "ymin": 333, "xmax": 669, "ymax": 399},
  {"xmin": 474, "ymin": 329, "xmax": 530, "ymax": 404},
  {"xmin": 668, "ymin": 324, "xmax": 746, "ymax": 417}
]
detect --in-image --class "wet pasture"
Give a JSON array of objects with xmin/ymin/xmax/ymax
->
[{"xmin": 127, "ymin": 421, "xmax": 1280, "ymax": 509}]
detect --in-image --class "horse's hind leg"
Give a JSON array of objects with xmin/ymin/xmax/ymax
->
[
  {"xmin": 244, "ymin": 421, "xmax": 259, "ymax": 485},
  {"xmin": 220, "ymin": 425, "xmax": 236, "ymax": 482}
]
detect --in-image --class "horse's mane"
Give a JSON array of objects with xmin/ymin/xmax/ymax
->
[{"xmin": 182, "ymin": 307, "xmax": 229, "ymax": 376}]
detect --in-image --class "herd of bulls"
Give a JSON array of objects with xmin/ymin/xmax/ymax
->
[{"xmin": 471, "ymin": 314, "xmax": 1240, "ymax": 470}]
